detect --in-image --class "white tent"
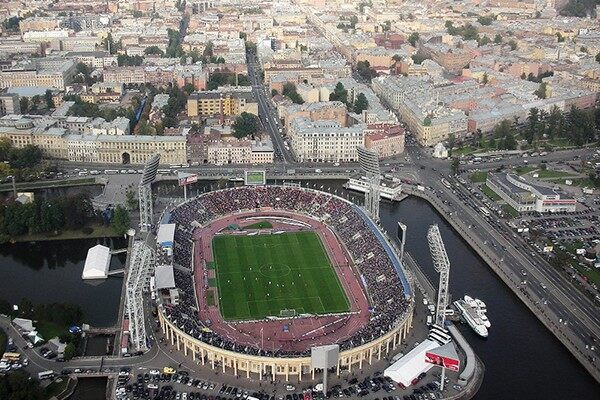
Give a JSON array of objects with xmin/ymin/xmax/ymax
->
[
  {"xmin": 13, "ymin": 317, "xmax": 34, "ymax": 332},
  {"xmin": 82, "ymin": 244, "xmax": 111, "ymax": 279},
  {"xmin": 157, "ymin": 224, "xmax": 176, "ymax": 248},
  {"xmin": 155, "ymin": 265, "xmax": 176, "ymax": 289},
  {"xmin": 384, "ymin": 339, "xmax": 437, "ymax": 387},
  {"xmin": 27, "ymin": 330, "xmax": 44, "ymax": 344}
]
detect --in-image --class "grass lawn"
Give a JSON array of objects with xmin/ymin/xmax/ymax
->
[
  {"xmin": 469, "ymin": 171, "xmax": 488, "ymax": 183},
  {"xmin": 208, "ymin": 278, "xmax": 217, "ymax": 287},
  {"xmin": 244, "ymin": 221, "xmax": 273, "ymax": 229},
  {"xmin": 212, "ymin": 231, "xmax": 350, "ymax": 320},
  {"xmin": 502, "ymin": 204, "xmax": 519, "ymax": 218},
  {"xmin": 11, "ymin": 223, "xmax": 119, "ymax": 243},
  {"xmin": 481, "ymin": 184, "xmax": 502, "ymax": 201},
  {"xmin": 574, "ymin": 264, "xmax": 600, "ymax": 287},
  {"xmin": 44, "ymin": 377, "xmax": 71, "ymax": 399},
  {"xmin": 513, "ymin": 166, "xmax": 537, "ymax": 175},
  {"xmin": 36, "ymin": 320, "xmax": 67, "ymax": 341},
  {"xmin": 534, "ymin": 169, "xmax": 575, "ymax": 179},
  {"xmin": 451, "ymin": 145, "xmax": 478, "ymax": 157}
]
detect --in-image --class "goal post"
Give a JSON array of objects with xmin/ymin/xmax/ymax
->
[{"xmin": 279, "ymin": 309, "xmax": 297, "ymax": 318}]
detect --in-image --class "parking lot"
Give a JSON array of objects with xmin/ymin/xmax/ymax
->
[{"xmin": 112, "ymin": 366, "xmax": 450, "ymax": 400}]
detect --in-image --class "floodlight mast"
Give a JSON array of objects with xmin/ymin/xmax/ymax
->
[
  {"xmin": 357, "ymin": 146, "xmax": 381, "ymax": 221},
  {"xmin": 427, "ymin": 224, "xmax": 451, "ymax": 327},
  {"xmin": 138, "ymin": 153, "xmax": 160, "ymax": 232}
]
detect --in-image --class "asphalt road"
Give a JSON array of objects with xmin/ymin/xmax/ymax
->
[{"xmin": 246, "ymin": 52, "xmax": 294, "ymax": 164}]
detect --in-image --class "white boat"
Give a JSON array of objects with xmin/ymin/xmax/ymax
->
[
  {"xmin": 344, "ymin": 176, "xmax": 404, "ymax": 201},
  {"xmin": 464, "ymin": 295, "xmax": 491, "ymax": 328},
  {"xmin": 454, "ymin": 299, "xmax": 488, "ymax": 338},
  {"xmin": 474, "ymin": 298, "xmax": 487, "ymax": 313}
]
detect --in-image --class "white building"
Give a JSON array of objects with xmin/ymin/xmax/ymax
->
[
  {"xmin": 433, "ymin": 142, "xmax": 448, "ymax": 159},
  {"xmin": 289, "ymin": 117, "xmax": 365, "ymax": 162}
]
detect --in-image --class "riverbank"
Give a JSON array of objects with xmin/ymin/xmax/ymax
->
[
  {"xmin": 0, "ymin": 178, "xmax": 98, "ymax": 193},
  {"xmin": 8, "ymin": 223, "xmax": 120, "ymax": 243},
  {"xmin": 402, "ymin": 186, "xmax": 600, "ymax": 383}
]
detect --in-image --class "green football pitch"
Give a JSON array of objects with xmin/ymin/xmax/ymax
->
[{"xmin": 212, "ymin": 231, "xmax": 350, "ymax": 320}]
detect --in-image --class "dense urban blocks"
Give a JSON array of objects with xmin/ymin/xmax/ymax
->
[{"xmin": 212, "ymin": 231, "xmax": 350, "ymax": 320}]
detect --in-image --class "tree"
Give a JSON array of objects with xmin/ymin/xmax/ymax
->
[
  {"xmin": 329, "ymin": 82, "xmax": 348, "ymax": 104},
  {"xmin": 408, "ymin": 32, "xmax": 420, "ymax": 47},
  {"xmin": 354, "ymin": 93, "xmax": 369, "ymax": 114},
  {"xmin": 44, "ymin": 90, "xmax": 55, "ymax": 109},
  {"xmin": 19, "ymin": 97, "xmax": 29, "ymax": 113},
  {"xmin": 508, "ymin": 40, "xmax": 518, "ymax": 50},
  {"xmin": 535, "ymin": 82, "xmax": 548, "ymax": 99},
  {"xmin": 232, "ymin": 112, "xmax": 259, "ymax": 139},
  {"xmin": 203, "ymin": 41, "xmax": 214, "ymax": 58},
  {"xmin": 144, "ymin": 46, "xmax": 164, "ymax": 56},
  {"xmin": 282, "ymin": 83, "xmax": 304, "ymax": 104},
  {"xmin": 9, "ymin": 145, "xmax": 42, "ymax": 169},
  {"xmin": 64, "ymin": 342, "xmax": 76, "ymax": 360},
  {"xmin": 447, "ymin": 133, "xmax": 456, "ymax": 152},
  {"xmin": 125, "ymin": 189, "xmax": 137, "ymax": 210},
  {"xmin": 477, "ymin": 15, "xmax": 495, "ymax": 25},
  {"xmin": 525, "ymin": 107, "xmax": 540, "ymax": 144},
  {"xmin": 0, "ymin": 370, "xmax": 45, "ymax": 399},
  {"xmin": 355, "ymin": 60, "xmax": 376, "ymax": 81},
  {"xmin": 482, "ymin": 72, "xmax": 489, "ymax": 85},
  {"xmin": 478, "ymin": 35, "xmax": 491, "ymax": 47},
  {"xmin": 271, "ymin": 89, "xmax": 278, "ymax": 97},
  {"xmin": 596, "ymin": 52, "xmax": 600, "ymax": 64},
  {"xmin": 494, "ymin": 34, "xmax": 502, "ymax": 44},
  {"xmin": 111, "ymin": 206, "xmax": 130, "ymax": 236},
  {"xmin": 2, "ymin": 16, "xmax": 21, "ymax": 31},
  {"xmin": 451, "ymin": 158, "xmax": 460, "ymax": 175},
  {"xmin": 102, "ymin": 33, "xmax": 117, "ymax": 54},
  {"xmin": 117, "ymin": 54, "xmax": 143, "ymax": 66}
]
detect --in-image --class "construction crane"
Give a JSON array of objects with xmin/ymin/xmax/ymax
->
[{"xmin": 427, "ymin": 224, "xmax": 451, "ymax": 327}]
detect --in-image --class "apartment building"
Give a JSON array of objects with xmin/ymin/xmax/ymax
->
[
  {"xmin": 289, "ymin": 117, "xmax": 365, "ymax": 163},
  {"xmin": 187, "ymin": 87, "xmax": 257, "ymax": 118},
  {"xmin": 0, "ymin": 120, "xmax": 187, "ymax": 165},
  {"xmin": 364, "ymin": 123, "xmax": 405, "ymax": 159},
  {"xmin": 0, "ymin": 59, "xmax": 76, "ymax": 90},
  {"xmin": 372, "ymin": 76, "xmax": 467, "ymax": 146}
]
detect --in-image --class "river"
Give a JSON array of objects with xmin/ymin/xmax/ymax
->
[{"xmin": 0, "ymin": 237, "xmax": 126, "ymax": 327}]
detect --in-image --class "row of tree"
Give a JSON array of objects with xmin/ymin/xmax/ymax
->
[
  {"xmin": 453, "ymin": 104, "xmax": 599, "ymax": 156},
  {"xmin": 0, "ymin": 139, "xmax": 43, "ymax": 170},
  {"xmin": 0, "ymin": 193, "xmax": 94, "ymax": 242},
  {"xmin": 206, "ymin": 72, "xmax": 250, "ymax": 91},
  {"xmin": 64, "ymin": 94, "xmax": 137, "ymax": 130},
  {"xmin": 328, "ymin": 83, "xmax": 369, "ymax": 114},
  {"xmin": 523, "ymin": 105, "xmax": 598, "ymax": 146}
]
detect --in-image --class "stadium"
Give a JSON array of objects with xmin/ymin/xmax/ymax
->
[{"xmin": 157, "ymin": 185, "xmax": 414, "ymax": 381}]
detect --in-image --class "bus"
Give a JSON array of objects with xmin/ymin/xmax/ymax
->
[
  {"xmin": 480, "ymin": 207, "xmax": 491, "ymax": 217},
  {"xmin": 104, "ymin": 169, "xmax": 119, "ymax": 175},
  {"xmin": 1, "ymin": 352, "xmax": 20, "ymax": 362},
  {"xmin": 441, "ymin": 178, "xmax": 451, "ymax": 189},
  {"xmin": 38, "ymin": 370, "xmax": 55, "ymax": 380}
]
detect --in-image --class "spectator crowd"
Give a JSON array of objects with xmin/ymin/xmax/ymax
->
[{"xmin": 162, "ymin": 186, "xmax": 412, "ymax": 358}]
